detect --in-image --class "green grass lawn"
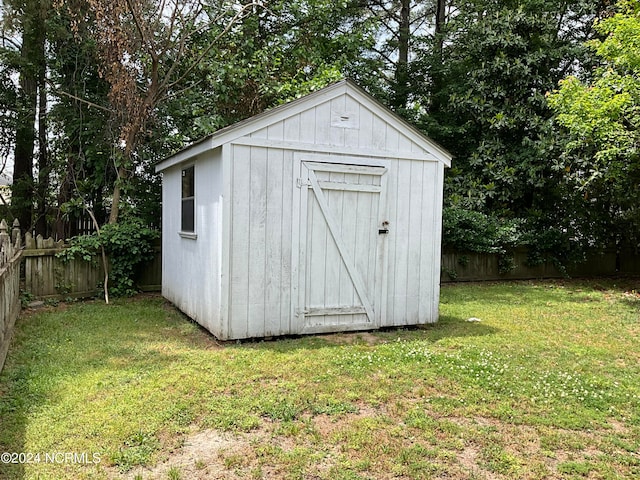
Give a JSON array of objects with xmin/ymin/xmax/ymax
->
[{"xmin": 0, "ymin": 280, "xmax": 639, "ymax": 479}]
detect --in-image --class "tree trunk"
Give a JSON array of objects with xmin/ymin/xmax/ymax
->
[
  {"xmin": 13, "ymin": 44, "xmax": 38, "ymax": 232},
  {"xmin": 435, "ymin": 0, "xmax": 446, "ymax": 59},
  {"xmin": 35, "ymin": 64, "xmax": 49, "ymax": 236},
  {"xmin": 11, "ymin": 0, "xmax": 47, "ymax": 234},
  {"xmin": 391, "ymin": 0, "xmax": 410, "ymax": 111},
  {"xmin": 108, "ymin": 59, "xmax": 160, "ymax": 225},
  {"xmin": 430, "ymin": 0, "xmax": 447, "ymax": 115},
  {"xmin": 108, "ymin": 166, "xmax": 127, "ymax": 224}
]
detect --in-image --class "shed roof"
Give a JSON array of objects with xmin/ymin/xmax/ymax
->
[{"xmin": 156, "ymin": 79, "xmax": 452, "ymax": 172}]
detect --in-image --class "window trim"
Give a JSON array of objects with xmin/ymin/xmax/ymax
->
[{"xmin": 180, "ymin": 164, "xmax": 196, "ymax": 237}]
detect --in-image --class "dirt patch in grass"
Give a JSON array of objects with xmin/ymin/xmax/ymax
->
[
  {"xmin": 123, "ymin": 429, "xmax": 252, "ymax": 479},
  {"xmin": 310, "ymin": 403, "xmax": 382, "ymax": 438},
  {"xmin": 457, "ymin": 445, "xmax": 484, "ymax": 477},
  {"xmin": 119, "ymin": 406, "xmax": 639, "ymax": 480},
  {"xmin": 121, "ymin": 406, "xmax": 390, "ymax": 480}
]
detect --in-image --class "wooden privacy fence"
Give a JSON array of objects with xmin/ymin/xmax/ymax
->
[
  {"xmin": 441, "ymin": 248, "xmax": 640, "ymax": 282},
  {"xmin": 22, "ymin": 236, "xmax": 162, "ymax": 298},
  {"xmin": 0, "ymin": 219, "xmax": 22, "ymax": 373},
  {"xmin": 23, "ymin": 234, "xmax": 105, "ymax": 298}
]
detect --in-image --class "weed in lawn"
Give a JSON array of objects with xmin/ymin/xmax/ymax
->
[
  {"xmin": 166, "ymin": 465, "xmax": 182, "ymax": 479},
  {"xmin": 392, "ymin": 444, "xmax": 443, "ymax": 478},
  {"xmin": 222, "ymin": 452, "xmax": 246, "ymax": 469},
  {"xmin": 255, "ymin": 396, "xmax": 303, "ymax": 422},
  {"xmin": 557, "ymin": 460, "xmax": 594, "ymax": 476},
  {"xmin": 250, "ymin": 465, "xmax": 264, "ymax": 478},
  {"xmin": 204, "ymin": 397, "xmax": 261, "ymax": 432},
  {"xmin": 162, "ymin": 401, "xmax": 195, "ymax": 429},
  {"xmin": 111, "ymin": 431, "xmax": 160, "ymax": 473},
  {"xmin": 309, "ymin": 396, "xmax": 359, "ymax": 416}
]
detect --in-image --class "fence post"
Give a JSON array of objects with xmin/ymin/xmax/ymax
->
[
  {"xmin": 11, "ymin": 219, "xmax": 20, "ymax": 247},
  {"xmin": 0, "ymin": 219, "xmax": 8, "ymax": 247}
]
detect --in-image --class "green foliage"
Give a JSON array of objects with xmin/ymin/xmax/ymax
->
[
  {"xmin": 442, "ymin": 206, "xmax": 582, "ymax": 272},
  {"xmin": 420, "ymin": 0, "xmax": 600, "ymax": 219},
  {"xmin": 548, "ymin": 0, "xmax": 640, "ymax": 248},
  {"xmin": 58, "ymin": 232, "xmax": 101, "ymax": 263},
  {"xmin": 442, "ymin": 207, "xmax": 524, "ymax": 254},
  {"xmin": 58, "ymin": 218, "xmax": 159, "ymax": 297},
  {"xmin": 19, "ymin": 290, "xmax": 35, "ymax": 308},
  {"xmin": 412, "ymin": 0, "xmax": 611, "ymax": 262},
  {"xmin": 0, "ymin": 45, "xmax": 17, "ymax": 176},
  {"xmin": 5, "ymin": 0, "xmax": 631, "ymax": 257},
  {"xmin": 161, "ymin": 0, "xmax": 376, "ymax": 145}
]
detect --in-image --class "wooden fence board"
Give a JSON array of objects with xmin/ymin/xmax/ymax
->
[{"xmin": 0, "ymin": 219, "xmax": 22, "ymax": 374}]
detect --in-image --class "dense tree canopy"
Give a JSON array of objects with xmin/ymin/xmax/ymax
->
[
  {"xmin": 548, "ymin": 0, "xmax": 640, "ymax": 248},
  {"xmin": 0, "ymin": 0, "xmax": 637, "ymax": 261}
]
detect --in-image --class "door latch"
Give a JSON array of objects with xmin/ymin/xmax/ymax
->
[
  {"xmin": 378, "ymin": 220, "xmax": 390, "ymax": 235},
  {"xmin": 296, "ymin": 178, "xmax": 311, "ymax": 188}
]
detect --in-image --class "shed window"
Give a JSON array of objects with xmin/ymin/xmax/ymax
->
[{"xmin": 181, "ymin": 166, "xmax": 195, "ymax": 233}]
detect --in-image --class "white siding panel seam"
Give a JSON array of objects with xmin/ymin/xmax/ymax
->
[
  {"xmin": 264, "ymin": 150, "xmax": 270, "ymax": 335},
  {"xmin": 221, "ymin": 144, "xmax": 232, "ymax": 339}
]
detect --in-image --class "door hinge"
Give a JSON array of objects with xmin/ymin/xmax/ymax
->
[{"xmin": 296, "ymin": 178, "xmax": 311, "ymax": 188}]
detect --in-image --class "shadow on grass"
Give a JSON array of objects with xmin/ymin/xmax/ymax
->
[
  {"xmin": 419, "ymin": 315, "xmax": 500, "ymax": 342},
  {"xmin": 223, "ymin": 314, "xmax": 500, "ymax": 353},
  {"xmin": 0, "ymin": 298, "xmax": 200, "ymax": 480},
  {"xmin": 0, "ymin": 365, "xmax": 28, "ymax": 480}
]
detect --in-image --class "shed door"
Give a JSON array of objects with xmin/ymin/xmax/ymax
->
[{"xmin": 296, "ymin": 160, "xmax": 387, "ymax": 332}]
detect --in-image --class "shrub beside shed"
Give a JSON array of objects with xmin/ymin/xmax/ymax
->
[{"xmin": 155, "ymin": 79, "xmax": 452, "ymax": 340}]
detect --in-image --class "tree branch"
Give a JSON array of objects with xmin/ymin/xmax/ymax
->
[
  {"xmin": 125, "ymin": 0, "xmax": 153, "ymax": 59},
  {"xmin": 45, "ymin": 79, "xmax": 113, "ymax": 112},
  {"xmin": 164, "ymin": 2, "xmax": 264, "ymax": 93},
  {"xmin": 0, "ymin": 35, "xmax": 21, "ymax": 50}
]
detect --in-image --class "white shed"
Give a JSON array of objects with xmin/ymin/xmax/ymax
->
[{"xmin": 155, "ymin": 79, "xmax": 452, "ymax": 340}]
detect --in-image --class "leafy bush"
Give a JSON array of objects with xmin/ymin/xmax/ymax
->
[
  {"xmin": 442, "ymin": 206, "xmax": 582, "ymax": 274},
  {"xmin": 58, "ymin": 218, "xmax": 159, "ymax": 297},
  {"xmin": 442, "ymin": 207, "xmax": 523, "ymax": 254}
]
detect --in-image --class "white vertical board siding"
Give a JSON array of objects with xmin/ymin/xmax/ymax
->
[
  {"xmin": 247, "ymin": 146, "xmax": 268, "ymax": 337},
  {"xmin": 228, "ymin": 145, "xmax": 251, "ymax": 338},
  {"xmin": 249, "ymin": 93, "xmax": 428, "ymax": 156},
  {"xmin": 265, "ymin": 147, "xmax": 285, "ymax": 336},
  {"xmin": 161, "ymin": 150, "xmax": 223, "ymax": 333},
  {"xmin": 295, "ymin": 159, "xmax": 385, "ymax": 332},
  {"xmin": 281, "ymin": 150, "xmax": 295, "ymax": 333},
  {"xmin": 238, "ymin": 96, "xmax": 442, "ymax": 332},
  {"xmin": 228, "ymin": 144, "xmax": 294, "ymax": 338},
  {"xmin": 385, "ymin": 158, "xmax": 442, "ymax": 325},
  {"xmin": 428, "ymin": 162, "xmax": 445, "ymax": 322}
]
